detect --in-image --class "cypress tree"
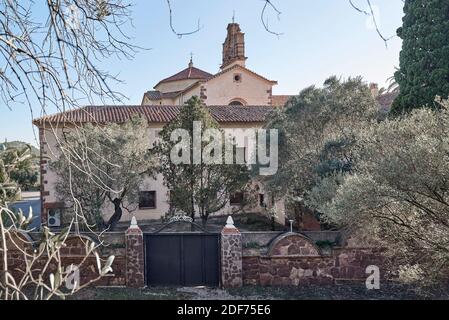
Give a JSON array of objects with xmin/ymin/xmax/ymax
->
[{"xmin": 391, "ymin": 0, "xmax": 449, "ymax": 115}]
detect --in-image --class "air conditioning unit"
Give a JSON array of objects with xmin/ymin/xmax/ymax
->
[{"xmin": 48, "ymin": 208, "xmax": 62, "ymax": 227}]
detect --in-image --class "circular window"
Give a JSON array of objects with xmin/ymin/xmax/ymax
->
[{"xmin": 234, "ymin": 74, "xmax": 241, "ymax": 82}]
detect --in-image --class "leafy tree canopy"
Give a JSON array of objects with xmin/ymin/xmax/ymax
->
[
  {"xmin": 155, "ymin": 96, "xmax": 250, "ymax": 226},
  {"xmin": 263, "ymin": 76, "xmax": 379, "ymax": 207},
  {"xmin": 51, "ymin": 116, "xmax": 156, "ymax": 231},
  {"xmin": 0, "ymin": 144, "xmax": 37, "ymax": 203},
  {"xmin": 309, "ymin": 100, "xmax": 449, "ymax": 285}
]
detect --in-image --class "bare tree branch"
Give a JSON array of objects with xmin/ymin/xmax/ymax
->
[
  {"xmin": 261, "ymin": 0, "xmax": 283, "ymax": 37},
  {"xmin": 348, "ymin": 0, "xmax": 396, "ymax": 47},
  {"xmin": 166, "ymin": 0, "xmax": 201, "ymax": 38}
]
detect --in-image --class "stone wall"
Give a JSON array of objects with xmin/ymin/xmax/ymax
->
[
  {"xmin": 243, "ymin": 256, "xmax": 335, "ymax": 286},
  {"xmin": 125, "ymin": 222, "xmax": 145, "ymax": 288},
  {"xmin": 331, "ymin": 247, "xmax": 386, "ymax": 280},
  {"xmin": 241, "ymin": 232, "xmax": 385, "ymax": 286},
  {"xmin": 242, "ymin": 231, "xmax": 342, "ymax": 249},
  {"xmin": 221, "ymin": 222, "xmax": 243, "ymax": 288},
  {"xmin": 3, "ymin": 230, "xmax": 130, "ymax": 288},
  {"xmin": 267, "ymin": 233, "xmax": 321, "ymax": 256},
  {"xmin": 4, "ymin": 221, "xmax": 384, "ymax": 290}
]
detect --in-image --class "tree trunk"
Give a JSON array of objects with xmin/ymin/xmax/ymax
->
[
  {"xmin": 201, "ymin": 215, "xmax": 208, "ymax": 230},
  {"xmin": 106, "ymin": 198, "xmax": 122, "ymax": 231}
]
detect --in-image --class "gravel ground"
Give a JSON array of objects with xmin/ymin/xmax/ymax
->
[{"xmin": 72, "ymin": 283, "xmax": 449, "ymax": 300}]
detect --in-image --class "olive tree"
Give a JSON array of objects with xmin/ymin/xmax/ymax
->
[
  {"xmin": 309, "ymin": 100, "xmax": 449, "ymax": 284},
  {"xmin": 263, "ymin": 77, "xmax": 379, "ymax": 222},
  {"xmin": 51, "ymin": 117, "xmax": 156, "ymax": 231}
]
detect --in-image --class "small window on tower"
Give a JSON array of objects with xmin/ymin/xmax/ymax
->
[{"xmin": 233, "ymin": 73, "xmax": 242, "ymax": 83}]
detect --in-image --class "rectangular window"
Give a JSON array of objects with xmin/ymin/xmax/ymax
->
[
  {"xmin": 235, "ymin": 146, "xmax": 246, "ymax": 163},
  {"xmin": 230, "ymin": 192, "xmax": 244, "ymax": 206},
  {"xmin": 139, "ymin": 191, "xmax": 156, "ymax": 209},
  {"xmin": 259, "ymin": 193, "xmax": 265, "ymax": 207}
]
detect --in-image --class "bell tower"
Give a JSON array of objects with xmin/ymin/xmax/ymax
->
[{"xmin": 221, "ymin": 22, "xmax": 247, "ymax": 70}]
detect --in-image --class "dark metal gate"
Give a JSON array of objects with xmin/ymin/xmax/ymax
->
[{"xmin": 144, "ymin": 220, "xmax": 220, "ymax": 287}]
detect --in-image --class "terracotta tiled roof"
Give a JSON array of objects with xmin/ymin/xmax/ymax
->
[
  {"xmin": 162, "ymin": 91, "xmax": 183, "ymax": 99},
  {"xmin": 271, "ymin": 95, "xmax": 293, "ymax": 107},
  {"xmin": 155, "ymin": 66, "xmax": 213, "ymax": 87},
  {"xmin": 207, "ymin": 105, "xmax": 273, "ymax": 122},
  {"xmin": 144, "ymin": 90, "xmax": 184, "ymax": 101},
  {"xmin": 144, "ymin": 91, "xmax": 162, "ymax": 100},
  {"xmin": 33, "ymin": 105, "xmax": 275, "ymax": 126}
]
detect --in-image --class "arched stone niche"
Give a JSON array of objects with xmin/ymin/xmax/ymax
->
[{"xmin": 267, "ymin": 233, "xmax": 321, "ymax": 257}]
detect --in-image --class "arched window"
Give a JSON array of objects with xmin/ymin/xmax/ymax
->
[
  {"xmin": 229, "ymin": 100, "xmax": 244, "ymax": 106},
  {"xmin": 228, "ymin": 98, "xmax": 246, "ymax": 106}
]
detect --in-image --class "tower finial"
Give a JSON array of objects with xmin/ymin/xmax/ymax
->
[
  {"xmin": 188, "ymin": 52, "xmax": 194, "ymax": 68},
  {"xmin": 232, "ymin": 10, "xmax": 235, "ymax": 23}
]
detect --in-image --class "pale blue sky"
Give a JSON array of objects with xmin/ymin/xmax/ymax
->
[{"xmin": 0, "ymin": 0, "xmax": 404, "ymax": 146}]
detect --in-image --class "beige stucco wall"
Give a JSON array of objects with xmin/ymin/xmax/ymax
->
[
  {"xmin": 142, "ymin": 87, "xmax": 201, "ymax": 106},
  {"xmin": 178, "ymin": 86, "xmax": 201, "ymax": 105},
  {"xmin": 40, "ymin": 126, "xmax": 64, "ymax": 205},
  {"xmin": 203, "ymin": 68, "xmax": 273, "ymax": 105},
  {"xmin": 39, "ymin": 121, "xmax": 285, "ymax": 226},
  {"xmin": 154, "ymin": 79, "xmax": 199, "ymax": 94},
  {"xmin": 145, "ymin": 65, "xmax": 276, "ymax": 108},
  {"xmin": 142, "ymin": 97, "xmax": 162, "ymax": 105}
]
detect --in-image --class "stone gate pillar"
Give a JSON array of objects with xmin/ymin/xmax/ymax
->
[
  {"xmin": 125, "ymin": 217, "xmax": 145, "ymax": 288},
  {"xmin": 221, "ymin": 216, "xmax": 243, "ymax": 288}
]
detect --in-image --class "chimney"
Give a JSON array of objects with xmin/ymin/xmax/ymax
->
[
  {"xmin": 369, "ymin": 83, "xmax": 379, "ymax": 97},
  {"xmin": 221, "ymin": 23, "xmax": 247, "ymax": 70}
]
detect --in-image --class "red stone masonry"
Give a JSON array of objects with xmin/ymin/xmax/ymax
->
[
  {"xmin": 125, "ymin": 224, "xmax": 145, "ymax": 288},
  {"xmin": 267, "ymin": 89, "xmax": 273, "ymax": 106},
  {"xmin": 267, "ymin": 233, "xmax": 321, "ymax": 256},
  {"xmin": 242, "ymin": 233, "xmax": 386, "ymax": 286},
  {"xmin": 221, "ymin": 223, "xmax": 243, "ymax": 288},
  {"xmin": 2, "ymin": 232, "xmax": 127, "ymax": 287},
  {"xmin": 200, "ymin": 86, "xmax": 207, "ymax": 103}
]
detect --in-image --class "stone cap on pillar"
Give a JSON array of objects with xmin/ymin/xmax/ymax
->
[
  {"xmin": 126, "ymin": 216, "xmax": 142, "ymax": 234},
  {"xmin": 222, "ymin": 216, "xmax": 240, "ymax": 234}
]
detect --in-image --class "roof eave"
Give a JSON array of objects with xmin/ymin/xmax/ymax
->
[
  {"xmin": 153, "ymin": 77, "xmax": 206, "ymax": 90},
  {"xmin": 209, "ymin": 64, "xmax": 277, "ymax": 85}
]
